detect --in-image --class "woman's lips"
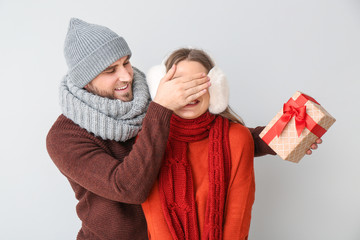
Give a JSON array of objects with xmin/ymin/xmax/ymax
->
[{"xmin": 184, "ymin": 100, "xmax": 200, "ymax": 107}]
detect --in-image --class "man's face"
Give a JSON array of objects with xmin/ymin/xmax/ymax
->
[{"xmin": 85, "ymin": 56, "xmax": 134, "ymax": 102}]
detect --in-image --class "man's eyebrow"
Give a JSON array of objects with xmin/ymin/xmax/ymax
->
[
  {"xmin": 103, "ymin": 65, "xmax": 116, "ymax": 71},
  {"xmin": 103, "ymin": 56, "xmax": 130, "ymax": 71}
]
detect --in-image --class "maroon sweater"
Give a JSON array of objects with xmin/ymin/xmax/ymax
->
[{"xmin": 46, "ymin": 102, "xmax": 274, "ymax": 240}]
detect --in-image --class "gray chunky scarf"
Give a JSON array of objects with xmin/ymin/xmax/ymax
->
[{"xmin": 59, "ymin": 67, "xmax": 151, "ymax": 142}]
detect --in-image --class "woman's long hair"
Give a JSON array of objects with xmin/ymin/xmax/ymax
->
[{"xmin": 165, "ymin": 48, "xmax": 245, "ymax": 125}]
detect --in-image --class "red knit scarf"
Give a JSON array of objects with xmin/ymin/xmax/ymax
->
[{"xmin": 159, "ymin": 112, "xmax": 231, "ymax": 240}]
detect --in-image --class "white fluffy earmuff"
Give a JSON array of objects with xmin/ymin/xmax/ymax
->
[
  {"xmin": 207, "ymin": 66, "xmax": 229, "ymax": 114},
  {"xmin": 146, "ymin": 64, "xmax": 229, "ymax": 114},
  {"xmin": 146, "ymin": 64, "xmax": 166, "ymax": 101}
]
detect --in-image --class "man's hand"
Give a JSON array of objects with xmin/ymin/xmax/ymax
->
[
  {"xmin": 306, "ymin": 138, "xmax": 322, "ymax": 155},
  {"xmin": 153, "ymin": 65, "xmax": 211, "ymax": 111}
]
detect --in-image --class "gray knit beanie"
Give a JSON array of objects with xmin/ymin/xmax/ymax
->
[{"xmin": 64, "ymin": 18, "xmax": 132, "ymax": 88}]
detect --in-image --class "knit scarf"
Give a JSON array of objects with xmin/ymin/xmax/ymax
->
[
  {"xmin": 159, "ymin": 112, "xmax": 231, "ymax": 240},
  {"xmin": 59, "ymin": 67, "xmax": 150, "ymax": 142}
]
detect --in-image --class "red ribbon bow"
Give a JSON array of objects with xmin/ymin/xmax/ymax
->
[{"xmin": 276, "ymin": 103, "xmax": 307, "ymax": 137}]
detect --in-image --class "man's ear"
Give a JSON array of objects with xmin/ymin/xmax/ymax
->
[{"xmin": 84, "ymin": 84, "xmax": 88, "ymax": 90}]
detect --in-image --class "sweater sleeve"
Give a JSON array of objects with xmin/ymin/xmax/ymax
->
[
  {"xmin": 46, "ymin": 102, "xmax": 172, "ymax": 204},
  {"xmin": 223, "ymin": 124, "xmax": 255, "ymax": 240},
  {"xmin": 247, "ymin": 126, "xmax": 276, "ymax": 157}
]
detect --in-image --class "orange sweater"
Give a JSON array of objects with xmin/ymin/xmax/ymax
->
[{"xmin": 142, "ymin": 123, "xmax": 255, "ymax": 240}]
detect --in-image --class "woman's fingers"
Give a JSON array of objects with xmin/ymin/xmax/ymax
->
[
  {"xmin": 182, "ymin": 75, "xmax": 210, "ymax": 90},
  {"xmin": 184, "ymin": 81, "xmax": 211, "ymax": 99},
  {"xmin": 153, "ymin": 69, "xmax": 210, "ymax": 111},
  {"xmin": 185, "ymin": 89, "xmax": 208, "ymax": 103},
  {"xmin": 161, "ymin": 64, "xmax": 176, "ymax": 82},
  {"xmin": 180, "ymin": 72, "xmax": 207, "ymax": 83}
]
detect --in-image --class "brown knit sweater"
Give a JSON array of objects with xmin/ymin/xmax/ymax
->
[
  {"xmin": 47, "ymin": 102, "xmax": 173, "ymax": 239},
  {"xmin": 46, "ymin": 101, "xmax": 275, "ymax": 240}
]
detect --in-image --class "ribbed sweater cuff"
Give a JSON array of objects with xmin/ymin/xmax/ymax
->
[
  {"xmin": 252, "ymin": 126, "xmax": 276, "ymax": 156},
  {"xmin": 145, "ymin": 101, "xmax": 173, "ymax": 128}
]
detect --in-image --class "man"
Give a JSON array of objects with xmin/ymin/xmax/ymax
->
[
  {"xmin": 47, "ymin": 17, "xmax": 214, "ymax": 239},
  {"xmin": 47, "ymin": 18, "xmax": 320, "ymax": 240}
]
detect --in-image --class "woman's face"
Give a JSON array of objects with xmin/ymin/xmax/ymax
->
[{"xmin": 172, "ymin": 60, "xmax": 210, "ymax": 119}]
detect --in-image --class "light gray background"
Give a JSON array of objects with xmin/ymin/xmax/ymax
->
[{"xmin": 0, "ymin": 0, "xmax": 359, "ymax": 239}]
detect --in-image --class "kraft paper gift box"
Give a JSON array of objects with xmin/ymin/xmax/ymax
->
[{"xmin": 259, "ymin": 91, "xmax": 336, "ymax": 163}]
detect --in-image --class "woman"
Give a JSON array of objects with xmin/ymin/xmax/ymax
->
[{"xmin": 142, "ymin": 48, "xmax": 255, "ymax": 240}]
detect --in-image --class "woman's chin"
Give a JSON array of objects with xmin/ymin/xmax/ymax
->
[{"xmin": 174, "ymin": 110, "xmax": 206, "ymax": 120}]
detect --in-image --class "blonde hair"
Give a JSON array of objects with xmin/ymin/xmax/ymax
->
[{"xmin": 165, "ymin": 48, "xmax": 245, "ymax": 125}]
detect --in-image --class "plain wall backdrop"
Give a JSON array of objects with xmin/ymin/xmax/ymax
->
[{"xmin": 0, "ymin": 0, "xmax": 359, "ymax": 239}]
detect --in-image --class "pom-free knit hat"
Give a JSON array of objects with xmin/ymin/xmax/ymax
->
[{"xmin": 64, "ymin": 18, "xmax": 132, "ymax": 88}]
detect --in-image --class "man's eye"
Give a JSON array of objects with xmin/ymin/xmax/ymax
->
[
  {"xmin": 104, "ymin": 69, "xmax": 115, "ymax": 74},
  {"xmin": 124, "ymin": 61, "xmax": 130, "ymax": 65}
]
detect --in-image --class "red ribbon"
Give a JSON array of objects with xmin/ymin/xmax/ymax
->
[
  {"xmin": 262, "ymin": 93, "xmax": 327, "ymax": 145},
  {"xmin": 276, "ymin": 102, "xmax": 306, "ymax": 137}
]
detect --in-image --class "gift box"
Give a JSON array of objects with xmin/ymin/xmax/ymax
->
[{"xmin": 259, "ymin": 91, "xmax": 336, "ymax": 163}]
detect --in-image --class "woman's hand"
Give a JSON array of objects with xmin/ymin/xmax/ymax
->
[{"xmin": 153, "ymin": 65, "xmax": 211, "ymax": 111}]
